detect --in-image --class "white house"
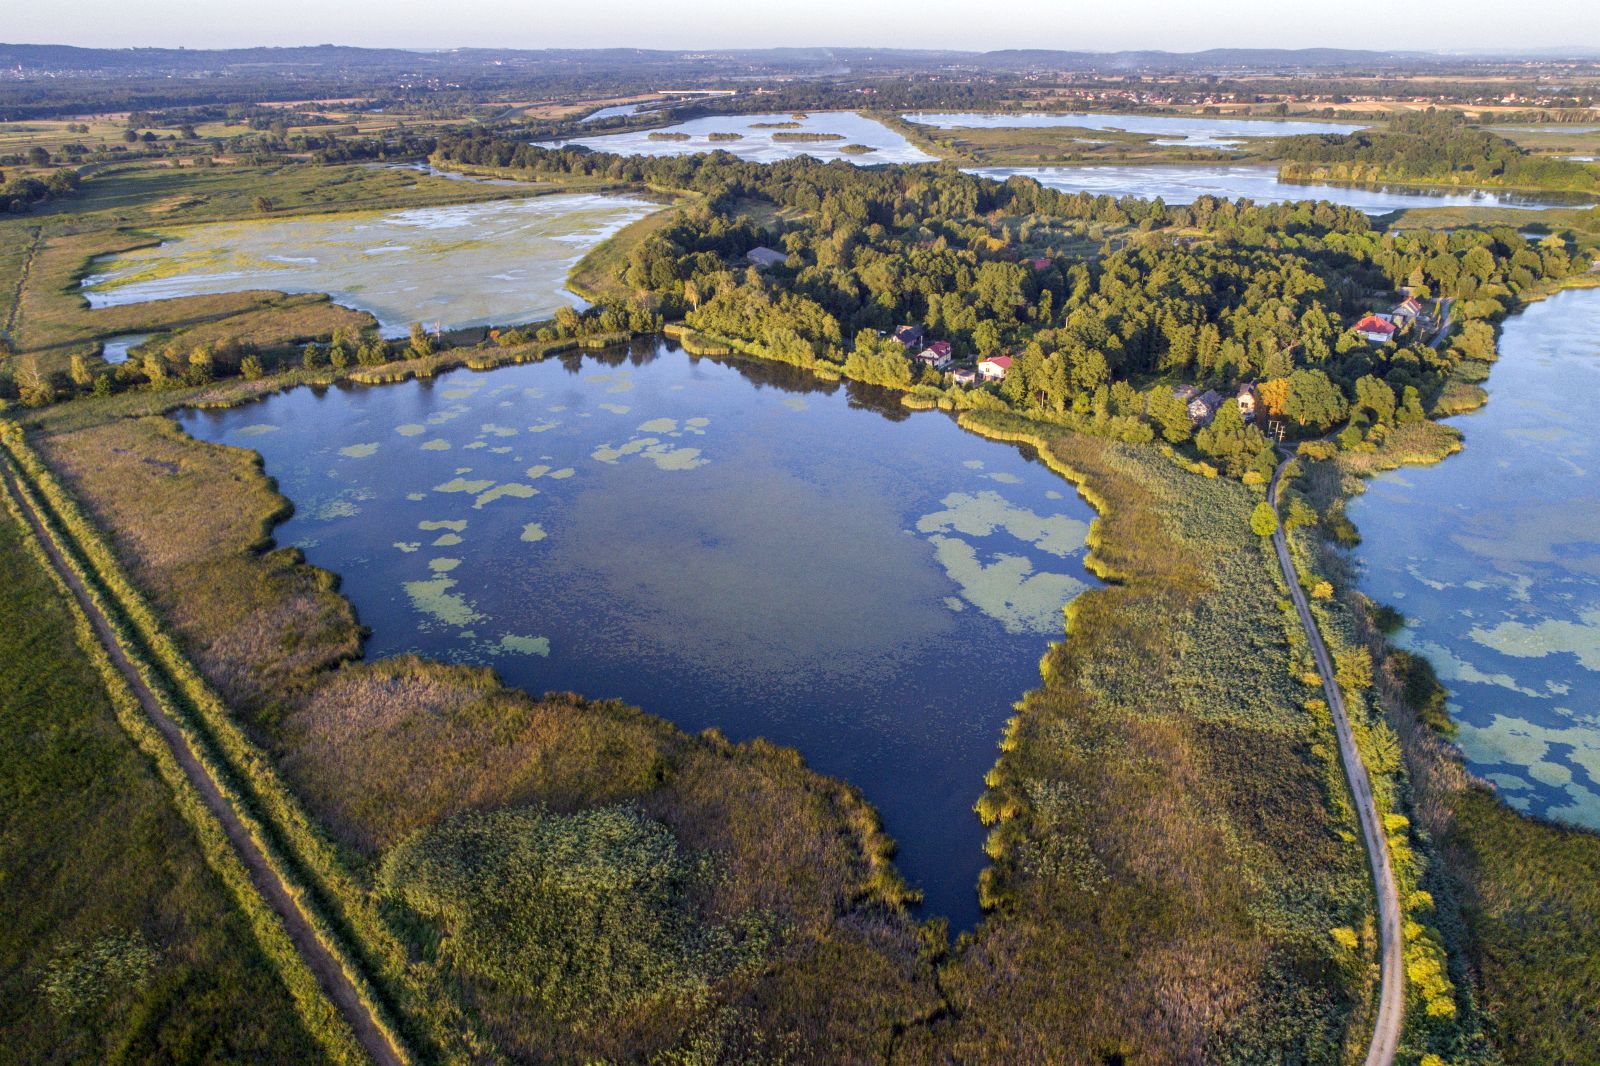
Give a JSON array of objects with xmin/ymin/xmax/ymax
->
[{"xmin": 977, "ymin": 355, "xmax": 1012, "ymax": 381}]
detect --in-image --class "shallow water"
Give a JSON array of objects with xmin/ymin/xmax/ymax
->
[
  {"xmin": 81, "ymin": 194, "xmax": 663, "ymax": 337},
  {"xmin": 178, "ymin": 341, "xmax": 1098, "ymax": 927},
  {"xmin": 549, "ymin": 110, "xmax": 938, "ymax": 165},
  {"xmin": 1349, "ymin": 289, "xmax": 1600, "ymax": 829},
  {"xmin": 906, "ymin": 110, "xmax": 1364, "ymax": 148},
  {"xmin": 100, "ymin": 333, "xmax": 148, "ymax": 365},
  {"xmin": 971, "ymin": 163, "xmax": 1585, "ymax": 213}
]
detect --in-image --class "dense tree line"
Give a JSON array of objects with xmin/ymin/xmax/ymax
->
[{"xmin": 1274, "ymin": 110, "xmax": 1599, "ymax": 193}]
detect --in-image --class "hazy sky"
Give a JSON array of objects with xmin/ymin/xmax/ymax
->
[{"xmin": 9, "ymin": 0, "xmax": 1598, "ymax": 53}]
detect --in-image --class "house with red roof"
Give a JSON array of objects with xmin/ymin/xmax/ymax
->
[
  {"xmin": 1354, "ymin": 314, "xmax": 1397, "ymax": 344},
  {"xmin": 977, "ymin": 355, "xmax": 1013, "ymax": 381},
  {"xmin": 915, "ymin": 340, "xmax": 954, "ymax": 370}
]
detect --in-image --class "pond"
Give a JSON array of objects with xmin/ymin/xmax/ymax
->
[
  {"xmin": 80, "ymin": 194, "xmax": 663, "ymax": 337},
  {"xmin": 970, "ymin": 163, "xmax": 1588, "ymax": 213},
  {"xmin": 177, "ymin": 340, "xmax": 1099, "ymax": 928},
  {"xmin": 100, "ymin": 333, "xmax": 148, "ymax": 365},
  {"xmin": 548, "ymin": 110, "xmax": 938, "ymax": 165},
  {"xmin": 906, "ymin": 111, "xmax": 1364, "ymax": 147},
  {"xmin": 1349, "ymin": 288, "xmax": 1600, "ymax": 829}
]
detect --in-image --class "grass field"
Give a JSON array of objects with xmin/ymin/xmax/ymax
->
[{"xmin": 0, "ymin": 500, "xmax": 327, "ymax": 1064}]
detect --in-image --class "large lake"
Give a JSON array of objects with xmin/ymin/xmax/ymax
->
[
  {"xmin": 178, "ymin": 342, "xmax": 1098, "ymax": 927},
  {"xmin": 548, "ymin": 110, "xmax": 938, "ymax": 165},
  {"xmin": 1349, "ymin": 289, "xmax": 1600, "ymax": 829},
  {"xmin": 82, "ymin": 194, "xmax": 662, "ymax": 337},
  {"xmin": 971, "ymin": 164, "xmax": 1586, "ymax": 213},
  {"xmin": 906, "ymin": 111, "xmax": 1364, "ymax": 147}
]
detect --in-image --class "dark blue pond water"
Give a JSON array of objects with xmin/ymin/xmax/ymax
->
[{"xmin": 179, "ymin": 340, "xmax": 1099, "ymax": 927}]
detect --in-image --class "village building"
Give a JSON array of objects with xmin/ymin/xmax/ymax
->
[
  {"xmin": 914, "ymin": 340, "xmax": 953, "ymax": 370},
  {"xmin": 949, "ymin": 366, "xmax": 977, "ymax": 386},
  {"xmin": 977, "ymin": 355, "xmax": 1012, "ymax": 382},
  {"xmin": 1391, "ymin": 295, "xmax": 1424, "ymax": 327},
  {"xmin": 745, "ymin": 246, "xmax": 787, "ymax": 270},
  {"xmin": 1354, "ymin": 314, "xmax": 1397, "ymax": 344},
  {"xmin": 891, "ymin": 324, "xmax": 925, "ymax": 348},
  {"xmin": 1186, "ymin": 388, "xmax": 1224, "ymax": 426},
  {"xmin": 1235, "ymin": 383, "xmax": 1259, "ymax": 423}
]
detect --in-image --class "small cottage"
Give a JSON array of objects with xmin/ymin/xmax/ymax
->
[
  {"xmin": 1235, "ymin": 383, "xmax": 1259, "ymax": 423},
  {"xmin": 1391, "ymin": 296, "xmax": 1424, "ymax": 326},
  {"xmin": 1187, "ymin": 389, "xmax": 1224, "ymax": 426},
  {"xmin": 977, "ymin": 355, "xmax": 1012, "ymax": 382},
  {"xmin": 914, "ymin": 340, "xmax": 953, "ymax": 370},
  {"xmin": 949, "ymin": 366, "xmax": 978, "ymax": 386},
  {"xmin": 892, "ymin": 324, "xmax": 925, "ymax": 348},
  {"xmin": 1354, "ymin": 314, "xmax": 1397, "ymax": 344},
  {"xmin": 745, "ymin": 246, "xmax": 788, "ymax": 270}
]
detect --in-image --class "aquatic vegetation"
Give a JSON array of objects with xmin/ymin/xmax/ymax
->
[
  {"xmin": 338, "ymin": 442, "xmax": 379, "ymax": 458},
  {"xmin": 472, "ymin": 483, "xmax": 537, "ymax": 508},
  {"xmin": 520, "ymin": 523, "xmax": 547, "ymax": 543},
  {"xmin": 402, "ymin": 575, "xmax": 482, "ymax": 627},
  {"xmin": 917, "ymin": 490, "xmax": 1089, "ymax": 558},
  {"xmin": 926, "ymin": 535, "xmax": 1086, "ymax": 634}
]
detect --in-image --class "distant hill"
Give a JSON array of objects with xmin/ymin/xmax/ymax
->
[{"xmin": 0, "ymin": 42, "xmax": 1578, "ymax": 78}]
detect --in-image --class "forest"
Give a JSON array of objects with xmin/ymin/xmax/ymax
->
[
  {"xmin": 1274, "ymin": 111, "xmax": 1600, "ymax": 193},
  {"xmin": 437, "ymin": 133, "xmax": 1587, "ymax": 476}
]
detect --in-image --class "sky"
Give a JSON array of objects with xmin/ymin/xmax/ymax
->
[{"xmin": 7, "ymin": 0, "xmax": 1599, "ymax": 54}]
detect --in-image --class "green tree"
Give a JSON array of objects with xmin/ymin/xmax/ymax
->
[
  {"xmin": 1147, "ymin": 387, "xmax": 1192, "ymax": 443},
  {"xmin": 1283, "ymin": 369, "xmax": 1348, "ymax": 431}
]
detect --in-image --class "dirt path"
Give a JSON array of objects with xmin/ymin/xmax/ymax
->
[
  {"xmin": 0, "ymin": 456, "xmax": 404, "ymax": 1066},
  {"xmin": 1269, "ymin": 455, "xmax": 1404, "ymax": 1066},
  {"xmin": 1, "ymin": 227, "xmax": 42, "ymax": 350}
]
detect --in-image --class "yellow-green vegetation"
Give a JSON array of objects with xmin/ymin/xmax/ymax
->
[
  {"xmin": 567, "ymin": 201, "xmax": 684, "ymax": 304},
  {"xmin": 0, "ymin": 498, "xmax": 329, "ymax": 1064}
]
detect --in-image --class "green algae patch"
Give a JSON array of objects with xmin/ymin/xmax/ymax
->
[
  {"xmin": 339, "ymin": 442, "xmax": 380, "ymax": 459},
  {"xmin": 591, "ymin": 437, "xmax": 708, "ymax": 471},
  {"xmin": 520, "ymin": 523, "xmax": 548, "ymax": 543},
  {"xmin": 434, "ymin": 476, "xmax": 496, "ymax": 495},
  {"xmin": 638, "ymin": 418, "xmax": 678, "ymax": 434},
  {"xmin": 420, "ymin": 439, "xmax": 451, "ymax": 451},
  {"xmin": 234, "ymin": 424, "xmax": 281, "ymax": 438},
  {"xmin": 917, "ymin": 490, "xmax": 1089, "ymax": 558},
  {"xmin": 473, "ymin": 483, "xmax": 539, "ymax": 509},
  {"xmin": 495, "ymin": 634, "xmax": 550, "ymax": 657},
  {"xmin": 599, "ymin": 403, "xmax": 632, "ymax": 415},
  {"xmin": 402, "ymin": 575, "xmax": 482, "ymax": 627},
  {"xmin": 397, "ymin": 424, "xmax": 427, "ymax": 437},
  {"xmin": 419, "ymin": 520, "xmax": 468, "ymax": 532},
  {"xmin": 927, "ymin": 534, "xmax": 1086, "ymax": 634},
  {"xmin": 432, "ymin": 534, "xmax": 464, "ymax": 547},
  {"xmin": 429, "ymin": 558, "xmax": 462, "ymax": 573}
]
